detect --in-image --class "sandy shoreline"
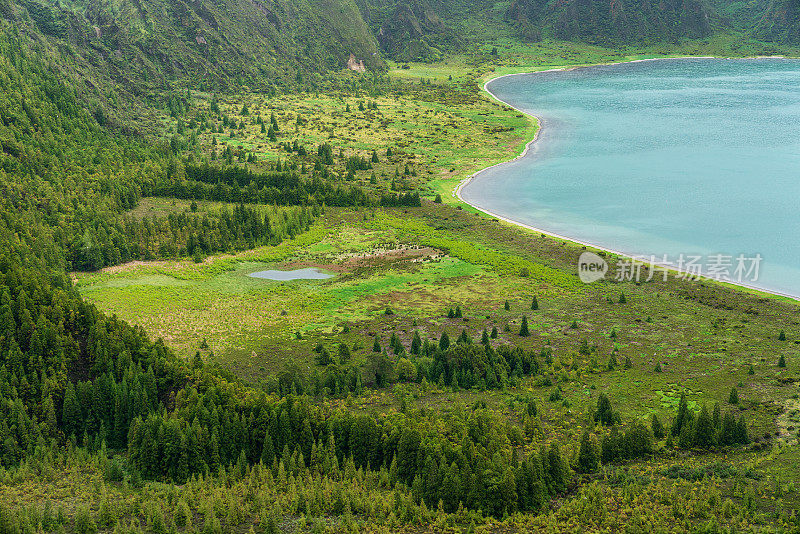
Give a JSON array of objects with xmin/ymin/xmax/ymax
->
[{"xmin": 454, "ymin": 56, "xmax": 800, "ymax": 301}]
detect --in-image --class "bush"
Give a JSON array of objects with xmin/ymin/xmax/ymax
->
[
  {"xmin": 104, "ymin": 455, "xmax": 127, "ymax": 482},
  {"xmin": 75, "ymin": 506, "xmax": 98, "ymax": 534}
]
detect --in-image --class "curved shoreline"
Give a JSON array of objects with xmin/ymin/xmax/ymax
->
[{"xmin": 454, "ymin": 56, "xmax": 800, "ymax": 302}]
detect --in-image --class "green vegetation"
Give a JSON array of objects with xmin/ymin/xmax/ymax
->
[{"xmin": 1, "ymin": 0, "xmax": 800, "ymax": 531}]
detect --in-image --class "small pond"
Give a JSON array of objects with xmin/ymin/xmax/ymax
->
[{"xmin": 247, "ymin": 268, "xmax": 333, "ymax": 281}]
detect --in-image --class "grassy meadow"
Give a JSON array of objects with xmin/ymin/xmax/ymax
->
[{"xmin": 77, "ymin": 200, "xmax": 800, "ymax": 469}]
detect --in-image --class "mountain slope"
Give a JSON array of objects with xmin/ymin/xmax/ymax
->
[
  {"xmin": 754, "ymin": 0, "xmax": 800, "ymax": 43},
  {"xmin": 1, "ymin": 0, "xmax": 383, "ymax": 94},
  {"xmin": 507, "ymin": 0, "xmax": 711, "ymax": 43}
]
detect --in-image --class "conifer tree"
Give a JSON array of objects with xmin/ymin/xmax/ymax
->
[
  {"xmin": 62, "ymin": 382, "xmax": 82, "ymax": 439},
  {"xmin": 411, "ymin": 331, "xmax": 422, "ymax": 354},
  {"xmin": 577, "ymin": 431, "xmax": 600, "ymax": 473},
  {"xmin": 594, "ymin": 393, "xmax": 617, "ymax": 426},
  {"xmin": 338, "ymin": 343, "xmax": 351, "ymax": 364},
  {"xmin": 672, "ymin": 392, "xmax": 689, "ymax": 436},
  {"xmin": 519, "ymin": 316, "xmax": 530, "ymax": 337},
  {"xmin": 531, "ymin": 296, "xmax": 539, "ymax": 310},
  {"xmin": 693, "ymin": 404, "xmax": 715, "ymax": 448},
  {"xmin": 651, "ymin": 413, "xmax": 665, "ymax": 439},
  {"xmin": 439, "ymin": 331, "xmax": 450, "ymax": 351}
]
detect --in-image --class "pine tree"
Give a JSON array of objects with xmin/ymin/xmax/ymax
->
[
  {"xmin": 519, "ymin": 316, "xmax": 530, "ymax": 337},
  {"xmin": 338, "ymin": 343, "xmax": 351, "ymax": 364},
  {"xmin": 531, "ymin": 296, "xmax": 539, "ymax": 310},
  {"xmin": 651, "ymin": 413, "xmax": 665, "ymax": 439},
  {"xmin": 481, "ymin": 329, "xmax": 490, "ymax": 345},
  {"xmin": 390, "ymin": 332, "xmax": 401, "ymax": 354},
  {"xmin": 490, "ymin": 326, "xmax": 498, "ymax": 339},
  {"xmin": 721, "ymin": 411, "xmax": 737, "ymax": 445},
  {"xmin": 62, "ymin": 382, "xmax": 82, "ymax": 439},
  {"xmin": 735, "ymin": 415, "xmax": 749, "ymax": 444},
  {"xmin": 577, "ymin": 431, "xmax": 600, "ymax": 473},
  {"xmin": 545, "ymin": 443, "xmax": 567, "ymax": 494},
  {"xmin": 411, "ymin": 331, "xmax": 422, "ymax": 354},
  {"xmin": 372, "ymin": 337, "xmax": 381, "ymax": 352},
  {"xmin": 41, "ymin": 395, "xmax": 58, "ymax": 438},
  {"xmin": 728, "ymin": 387, "xmax": 739, "ymax": 404},
  {"xmin": 778, "ymin": 354, "xmax": 787, "ymax": 368},
  {"xmin": 315, "ymin": 347, "xmax": 332, "ymax": 366},
  {"xmin": 595, "ymin": 393, "xmax": 617, "ymax": 426},
  {"xmin": 779, "ymin": 330, "xmax": 786, "ymax": 341},
  {"xmin": 439, "ymin": 331, "xmax": 450, "ymax": 351},
  {"xmin": 504, "ymin": 300, "xmax": 511, "ymax": 311},
  {"xmin": 693, "ymin": 404, "xmax": 715, "ymax": 448},
  {"xmin": 672, "ymin": 392, "xmax": 689, "ymax": 436}
]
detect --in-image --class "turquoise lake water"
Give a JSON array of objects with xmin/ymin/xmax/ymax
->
[{"xmin": 461, "ymin": 58, "xmax": 800, "ymax": 298}]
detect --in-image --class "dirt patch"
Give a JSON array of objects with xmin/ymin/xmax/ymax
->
[
  {"xmin": 777, "ymin": 397, "xmax": 800, "ymax": 444},
  {"xmin": 285, "ymin": 245, "xmax": 442, "ymax": 273}
]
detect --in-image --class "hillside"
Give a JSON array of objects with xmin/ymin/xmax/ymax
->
[
  {"xmin": 505, "ymin": 0, "xmax": 711, "ymax": 43},
  {"xmin": 0, "ymin": 0, "xmax": 383, "ymax": 129},
  {"xmin": 754, "ymin": 0, "xmax": 800, "ymax": 43}
]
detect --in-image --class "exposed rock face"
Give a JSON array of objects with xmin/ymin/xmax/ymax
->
[{"xmin": 347, "ymin": 53, "xmax": 366, "ymax": 72}]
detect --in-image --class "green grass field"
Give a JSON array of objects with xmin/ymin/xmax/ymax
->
[{"xmin": 78, "ymin": 202, "xmax": 800, "ymax": 455}]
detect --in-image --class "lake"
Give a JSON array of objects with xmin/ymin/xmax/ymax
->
[
  {"xmin": 461, "ymin": 58, "xmax": 800, "ymax": 298},
  {"xmin": 248, "ymin": 268, "xmax": 333, "ymax": 281}
]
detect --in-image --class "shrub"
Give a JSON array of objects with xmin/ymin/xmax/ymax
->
[{"xmin": 75, "ymin": 506, "xmax": 98, "ymax": 534}]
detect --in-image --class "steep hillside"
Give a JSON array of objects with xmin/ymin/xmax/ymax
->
[
  {"xmin": 754, "ymin": 0, "xmax": 800, "ymax": 43},
  {"xmin": 357, "ymin": 0, "xmax": 462, "ymax": 61},
  {"xmin": 507, "ymin": 0, "xmax": 711, "ymax": 43},
  {"xmin": 0, "ymin": 0, "xmax": 383, "ymax": 95}
]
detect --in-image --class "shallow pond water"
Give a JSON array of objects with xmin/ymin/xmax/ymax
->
[{"xmin": 247, "ymin": 268, "xmax": 333, "ymax": 281}]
